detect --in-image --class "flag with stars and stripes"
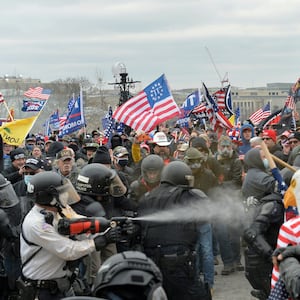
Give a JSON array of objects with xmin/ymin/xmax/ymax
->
[
  {"xmin": 24, "ymin": 87, "xmax": 51, "ymax": 100},
  {"xmin": 113, "ymin": 74, "xmax": 180, "ymax": 132},
  {"xmin": 102, "ymin": 106, "xmax": 115, "ymax": 144}
]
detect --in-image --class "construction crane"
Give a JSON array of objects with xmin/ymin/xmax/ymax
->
[{"xmin": 205, "ymin": 46, "xmax": 229, "ymax": 87}]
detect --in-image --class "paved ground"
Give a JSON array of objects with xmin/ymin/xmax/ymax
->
[{"xmin": 212, "ymin": 255, "xmax": 257, "ymax": 300}]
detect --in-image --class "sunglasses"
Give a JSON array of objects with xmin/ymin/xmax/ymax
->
[
  {"xmin": 23, "ymin": 171, "xmax": 36, "ymax": 175},
  {"xmin": 262, "ymin": 137, "xmax": 271, "ymax": 141}
]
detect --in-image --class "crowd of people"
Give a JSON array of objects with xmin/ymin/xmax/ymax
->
[{"xmin": 0, "ymin": 121, "xmax": 300, "ymax": 300}]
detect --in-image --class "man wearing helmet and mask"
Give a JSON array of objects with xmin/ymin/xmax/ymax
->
[
  {"xmin": 129, "ymin": 154, "xmax": 164, "ymax": 203},
  {"xmin": 72, "ymin": 163, "xmax": 136, "ymax": 264},
  {"xmin": 137, "ymin": 161, "xmax": 212, "ymax": 300},
  {"xmin": 20, "ymin": 171, "xmax": 124, "ymax": 300}
]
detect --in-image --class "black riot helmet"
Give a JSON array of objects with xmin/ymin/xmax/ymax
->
[
  {"xmin": 76, "ymin": 163, "xmax": 127, "ymax": 197},
  {"xmin": 93, "ymin": 251, "xmax": 167, "ymax": 300},
  {"xmin": 141, "ymin": 154, "xmax": 164, "ymax": 184},
  {"xmin": 0, "ymin": 173, "xmax": 21, "ymax": 226},
  {"xmin": 160, "ymin": 161, "xmax": 194, "ymax": 188},
  {"xmin": 27, "ymin": 171, "xmax": 80, "ymax": 208}
]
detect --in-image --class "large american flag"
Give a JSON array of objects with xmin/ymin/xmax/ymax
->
[
  {"xmin": 249, "ymin": 102, "xmax": 271, "ymax": 125},
  {"xmin": 113, "ymin": 74, "xmax": 180, "ymax": 132},
  {"xmin": 24, "ymin": 87, "xmax": 51, "ymax": 100}
]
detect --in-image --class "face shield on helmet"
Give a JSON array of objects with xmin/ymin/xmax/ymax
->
[
  {"xmin": 161, "ymin": 161, "xmax": 195, "ymax": 188},
  {"xmin": 141, "ymin": 155, "xmax": 164, "ymax": 184},
  {"xmin": 108, "ymin": 170, "xmax": 127, "ymax": 197},
  {"xmin": 76, "ymin": 165, "xmax": 127, "ymax": 198},
  {"xmin": 0, "ymin": 175, "xmax": 21, "ymax": 226},
  {"xmin": 53, "ymin": 178, "xmax": 80, "ymax": 207},
  {"xmin": 0, "ymin": 180, "xmax": 19, "ymax": 209},
  {"xmin": 27, "ymin": 172, "xmax": 80, "ymax": 208}
]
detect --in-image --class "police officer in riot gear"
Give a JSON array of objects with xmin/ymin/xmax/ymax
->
[
  {"xmin": 0, "ymin": 174, "xmax": 22, "ymax": 299},
  {"xmin": 137, "ymin": 161, "xmax": 211, "ymax": 300},
  {"xmin": 19, "ymin": 171, "xmax": 124, "ymax": 300},
  {"xmin": 71, "ymin": 163, "xmax": 135, "ymax": 283},
  {"xmin": 129, "ymin": 154, "xmax": 164, "ymax": 203}
]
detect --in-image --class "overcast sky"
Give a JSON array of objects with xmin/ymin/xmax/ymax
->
[{"xmin": 1, "ymin": 0, "xmax": 300, "ymax": 90}]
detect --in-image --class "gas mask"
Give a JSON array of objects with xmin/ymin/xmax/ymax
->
[
  {"xmin": 219, "ymin": 148, "xmax": 233, "ymax": 158},
  {"xmin": 117, "ymin": 157, "xmax": 129, "ymax": 167}
]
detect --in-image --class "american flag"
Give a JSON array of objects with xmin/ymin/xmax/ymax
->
[
  {"xmin": 202, "ymin": 83, "xmax": 233, "ymax": 131},
  {"xmin": 113, "ymin": 74, "xmax": 180, "ymax": 132},
  {"xmin": 213, "ymin": 88, "xmax": 226, "ymax": 110},
  {"xmin": 59, "ymin": 114, "xmax": 67, "ymax": 130},
  {"xmin": 24, "ymin": 87, "xmax": 51, "ymax": 100},
  {"xmin": 285, "ymin": 95, "xmax": 296, "ymax": 110},
  {"xmin": 0, "ymin": 93, "xmax": 4, "ymax": 103},
  {"xmin": 102, "ymin": 106, "xmax": 115, "ymax": 144},
  {"xmin": 249, "ymin": 102, "xmax": 271, "ymax": 125}
]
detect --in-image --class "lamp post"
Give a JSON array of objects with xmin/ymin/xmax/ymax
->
[{"xmin": 109, "ymin": 62, "xmax": 140, "ymax": 106}]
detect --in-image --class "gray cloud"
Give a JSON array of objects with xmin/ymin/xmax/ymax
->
[{"xmin": 0, "ymin": 0, "xmax": 299, "ymax": 89}]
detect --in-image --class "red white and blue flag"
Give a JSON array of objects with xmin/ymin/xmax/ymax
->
[
  {"xmin": 113, "ymin": 74, "xmax": 180, "ymax": 132},
  {"xmin": 24, "ymin": 87, "xmax": 51, "ymax": 100},
  {"xmin": 202, "ymin": 83, "xmax": 233, "ymax": 131},
  {"xmin": 249, "ymin": 103, "xmax": 271, "ymax": 125},
  {"xmin": 21, "ymin": 99, "xmax": 46, "ymax": 112},
  {"xmin": 60, "ymin": 90, "xmax": 85, "ymax": 136}
]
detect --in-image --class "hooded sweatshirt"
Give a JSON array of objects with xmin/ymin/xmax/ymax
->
[
  {"xmin": 238, "ymin": 124, "xmax": 255, "ymax": 156},
  {"xmin": 242, "ymin": 148, "xmax": 275, "ymax": 200}
]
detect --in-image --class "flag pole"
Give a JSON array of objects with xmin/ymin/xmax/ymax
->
[{"xmin": 2, "ymin": 101, "xmax": 14, "ymax": 121}]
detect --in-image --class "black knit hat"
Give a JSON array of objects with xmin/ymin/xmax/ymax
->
[
  {"xmin": 92, "ymin": 146, "xmax": 111, "ymax": 164},
  {"xmin": 10, "ymin": 148, "xmax": 26, "ymax": 161},
  {"xmin": 189, "ymin": 137, "xmax": 209, "ymax": 153}
]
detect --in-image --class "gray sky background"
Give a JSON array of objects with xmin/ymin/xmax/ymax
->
[{"xmin": 1, "ymin": 0, "xmax": 300, "ymax": 90}]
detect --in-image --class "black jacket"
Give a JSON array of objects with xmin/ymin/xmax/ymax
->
[{"xmin": 138, "ymin": 183, "xmax": 209, "ymax": 250}]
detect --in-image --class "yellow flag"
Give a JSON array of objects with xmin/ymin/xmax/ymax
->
[
  {"xmin": 228, "ymin": 114, "xmax": 235, "ymax": 126},
  {"xmin": 0, "ymin": 116, "xmax": 38, "ymax": 146}
]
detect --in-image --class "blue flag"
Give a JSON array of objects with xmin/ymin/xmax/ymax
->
[
  {"xmin": 181, "ymin": 90, "xmax": 200, "ymax": 112},
  {"xmin": 49, "ymin": 110, "xmax": 60, "ymax": 131},
  {"xmin": 21, "ymin": 99, "xmax": 46, "ymax": 112},
  {"xmin": 60, "ymin": 91, "xmax": 85, "ymax": 136},
  {"xmin": 102, "ymin": 106, "xmax": 115, "ymax": 139}
]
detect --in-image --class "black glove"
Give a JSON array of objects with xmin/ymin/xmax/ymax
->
[
  {"xmin": 122, "ymin": 219, "xmax": 139, "ymax": 236},
  {"xmin": 275, "ymin": 246, "xmax": 300, "ymax": 260},
  {"xmin": 93, "ymin": 227, "xmax": 122, "ymax": 251}
]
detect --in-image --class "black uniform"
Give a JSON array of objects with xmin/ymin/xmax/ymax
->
[
  {"xmin": 138, "ymin": 183, "xmax": 211, "ymax": 300},
  {"xmin": 243, "ymin": 192, "xmax": 284, "ymax": 299}
]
